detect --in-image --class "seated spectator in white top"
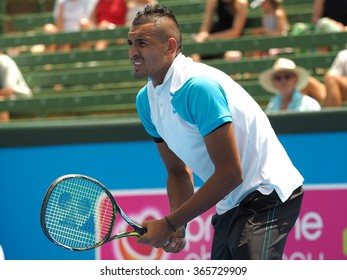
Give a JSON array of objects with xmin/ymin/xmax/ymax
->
[
  {"xmin": 0, "ymin": 51, "xmax": 32, "ymax": 122},
  {"xmin": 39, "ymin": 0, "xmax": 98, "ymax": 52}
]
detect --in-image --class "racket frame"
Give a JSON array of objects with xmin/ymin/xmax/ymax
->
[{"xmin": 40, "ymin": 174, "xmax": 144, "ymax": 251}]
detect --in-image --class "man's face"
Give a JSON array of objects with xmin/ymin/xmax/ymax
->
[{"xmin": 128, "ymin": 23, "xmax": 172, "ymax": 86}]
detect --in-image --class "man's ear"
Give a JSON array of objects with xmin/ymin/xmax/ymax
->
[{"xmin": 167, "ymin": 37, "xmax": 178, "ymax": 55}]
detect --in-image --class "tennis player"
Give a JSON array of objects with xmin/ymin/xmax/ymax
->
[{"xmin": 128, "ymin": 4, "xmax": 304, "ymax": 259}]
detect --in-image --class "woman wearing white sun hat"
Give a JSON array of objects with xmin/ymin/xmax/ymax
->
[{"xmin": 259, "ymin": 58, "xmax": 322, "ymax": 113}]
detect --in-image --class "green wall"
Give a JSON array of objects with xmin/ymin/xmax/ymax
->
[{"xmin": 0, "ymin": 108, "xmax": 346, "ymax": 147}]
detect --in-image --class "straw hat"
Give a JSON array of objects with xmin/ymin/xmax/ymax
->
[
  {"xmin": 259, "ymin": 58, "xmax": 309, "ymax": 93},
  {"xmin": 250, "ymin": 0, "xmax": 282, "ymax": 9}
]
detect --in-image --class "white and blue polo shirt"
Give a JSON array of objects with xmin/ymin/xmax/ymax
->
[{"xmin": 136, "ymin": 53, "xmax": 304, "ymax": 214}]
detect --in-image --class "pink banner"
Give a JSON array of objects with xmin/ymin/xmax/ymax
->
[
  {"xmin": 284, "ymin": 185, "xmax": 347, "ymax": 260},
  {"xmin": 97, "ymin": 185, "xmax": 347, "ymax": 260}
]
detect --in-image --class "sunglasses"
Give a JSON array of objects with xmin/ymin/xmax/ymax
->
[{"xmin": 272, "ymin": 73, "xmax": 295, "ymax": 81}]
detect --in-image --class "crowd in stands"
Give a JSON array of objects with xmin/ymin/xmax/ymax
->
[
  {"xmin": 1, "ymin": 0, "xmax": 347, "ymax": 122},
  {"xmin": 31, "ymin": 0, "xmax": 156, "ymax": 52}
]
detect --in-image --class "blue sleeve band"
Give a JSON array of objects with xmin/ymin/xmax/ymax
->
[{"xmin": 171, "ymin": 76, "xmax": 233, "ymax": 136}]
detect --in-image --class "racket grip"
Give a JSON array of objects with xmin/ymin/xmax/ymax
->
[{"xmin": 136, "ymin": 226, "xmax": 146, "ymax": 236}]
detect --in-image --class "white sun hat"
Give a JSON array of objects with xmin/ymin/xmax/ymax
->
[{"xmin": 259, "ymin": 58, "xmax": 309, "ymax": 93}]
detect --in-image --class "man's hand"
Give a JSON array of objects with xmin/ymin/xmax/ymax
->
[
  {"xmin": 162, "ymin": 226, "xmax": 186, "ymax": 253},
  {"xmin": 137, "ymin": 219, "xmax": 187, "ymax": 253}
]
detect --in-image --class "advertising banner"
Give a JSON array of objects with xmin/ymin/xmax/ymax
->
[
  {"xmin": 98, "ymin": 185, "xmax": 347, "ymax": 260},
  {"xmin": 1, "ymin": 131, "xmax": 346, "ymax": 259}
]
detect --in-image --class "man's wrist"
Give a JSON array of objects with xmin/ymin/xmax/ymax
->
[{"xmin": 164, "ymin": 216, "xmax": 176, "ymax": 232}]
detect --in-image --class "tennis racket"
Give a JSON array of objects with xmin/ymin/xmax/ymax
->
[{"xmin": 40, "ymin": 174, "xmax": 145, "ymax": 251}]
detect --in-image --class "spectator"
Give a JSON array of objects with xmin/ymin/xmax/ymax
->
[
  {"xmin": 301, "ymin": 76, "xmax": 326, "ymax": 104},
  {"xmin": 192, "ymin": 0, "xmax": 248, "ymax": 61},
  {"xmin": 0, "ymin": 51, "xmax": 32, "ymax": 122},
  {"xmin": 290, "ymin": 17, "xmax": 347, "ymax": 36},
  {"xmin": 87, "ymin": 0, "xmax": 128, "ymax": 50},
  {"xmin": 259, "ymin": 58, "xmax": 322, "ymax": 113},
  {"xmin": 86, "ymin": 0, "xmax": 156, "ymax": 49},
  {"xmin": 40, "ymin": 0, "xmax": 98, "ymax": 52},
  {"xmin": 194, "ymin": 0, "xmax": 248, "ymax": 42},
  {"xmin": 315, "ymin": 17, "xmax": 347, "ymax": 33},
  {"xmin": 93, "ymin": 0, "xmax": 127, "ymax": 26},
  {"xmin": 126, "ymin": 0, "xmax": 157, "ymax": 26},
  {"xmin": 250, "ymin": 0, "xmax": 289, "ymax": 36},
  {"xmin": 312, "ymin": 0, "xmax": 347, "ymax": 26},
  {"xmin": 291, "ymin": 0, "xmax": 347, "ymax": 53},
  {"xmin": 248, "ymin": 0, "xmax": 289, "ymax": 57},
  {"xmin": 324, "ymin": 49, "xmax": 347, "ymax": 107}
]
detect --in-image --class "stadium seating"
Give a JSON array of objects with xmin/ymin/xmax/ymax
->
[
  {"xmin": 0, "ymin": 0, "xmax": 313, "ymax": 34},
  {"xmin": 0, "ymin": 0, "xmax": 346, "ymax": 121}
]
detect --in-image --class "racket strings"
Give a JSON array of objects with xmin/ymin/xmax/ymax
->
[
  {"xmin": 44, "ymin": 177, "xmax": 114, "ymax": 249},
  {"xmin": 96, "ymin": 197, "xmax": 114, "ymax": 240}
]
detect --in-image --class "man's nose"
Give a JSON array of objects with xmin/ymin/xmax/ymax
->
[{"xmin": 128, "ymin": 44, "xmax": 138, "ymax": 58}]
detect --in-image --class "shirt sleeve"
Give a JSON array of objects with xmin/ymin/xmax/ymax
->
[
  {"xmin": 136, "ymin": 86, "xmax": 161, "ymax": 139},
  {"xmin": 171, "ymin": 76, "xmax": 233, "ymax": 136}
]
